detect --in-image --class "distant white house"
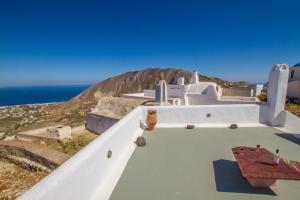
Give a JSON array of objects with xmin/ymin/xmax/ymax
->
[
  {"xmin": 16, "ymin": 125, "xmax": 72, "ymax": 141},
  {"xmin": 287, "ymin": 63, "xmax": 300, "ymax": 101},
  {"xmin": 47, "ymin": 125, "xmax": 72, "ymax": 140}
]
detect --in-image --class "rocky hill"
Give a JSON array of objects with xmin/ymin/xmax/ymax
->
[
  {"xmin": 71, "ymin": 67, "xmax": 248, "ymax": 105},
  {"xmin": 42, "ymin": 67, "xmax": 248, "ymax": 128}
]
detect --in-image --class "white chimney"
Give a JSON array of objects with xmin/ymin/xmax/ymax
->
[
  {"xmin": 155, "ymin": 80, "xmax": 168, "ymax": 104},
  {"xmin": 267, "ymin": 64, "xmax": 289, "ymax": 126},
  {"xmin": 177, "ymin": 77, "xmax": 185, "ymax": 85},
  {"xmin": 190, "ymin": 71, "xmax": 199, "ymax": 84}
]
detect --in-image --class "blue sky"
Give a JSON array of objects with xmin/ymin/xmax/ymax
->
[{"xmin": 0, "ymin": 0, "xmax": 300, "ymax": 86}]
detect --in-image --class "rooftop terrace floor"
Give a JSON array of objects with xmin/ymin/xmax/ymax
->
[{"xmin": 110, "ymin": 127, "xmax": 300, "ymax": 200}]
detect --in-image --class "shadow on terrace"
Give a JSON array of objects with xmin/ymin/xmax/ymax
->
[{"xmin": 213, "ymin": 159, "xmax": 276, "ymax": 196}]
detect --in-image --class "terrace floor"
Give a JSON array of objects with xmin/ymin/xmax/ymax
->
[{"xmin": 110, "ymin": 127, "xmax": 300, "ymax": 200}]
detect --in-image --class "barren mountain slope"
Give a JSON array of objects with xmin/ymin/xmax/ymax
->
[
  {"xmin": 71, "ymin": 67, "xmax": 248, "ymax": 105},
  {"xmin": 42, "ymin": 67, "xmax": 248, "ymax": 127}
]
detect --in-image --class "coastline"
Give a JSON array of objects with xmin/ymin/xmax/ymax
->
[
  {"xmin": 0, "ymin": 84, "xmax": 89, "ymax": 107},
  {"xmin": 0, "ymin": 102, "xmax": 58, "ymax": 108}
]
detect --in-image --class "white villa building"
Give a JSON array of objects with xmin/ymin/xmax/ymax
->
[
  {"xmin": 19, "ymin": 64, "xmax": 300, "ymax": 200},
  {"xmin": 287, "ymin": 62, "xmax": 300, "ymax": 101},
  {"xmin": 46, "ymin": 125, "xmax": 72, "ymax": 140},
  {"xmin": 121, "ymin": 70, "xmax": 263, "ymax": 105}
]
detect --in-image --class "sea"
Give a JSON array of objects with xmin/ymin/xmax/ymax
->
[{"xmin": 0, "ymin": 85, "xmax": 90, "ymax": 107}]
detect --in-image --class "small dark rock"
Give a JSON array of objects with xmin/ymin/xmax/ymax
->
[
  {"xmin": 107, "ymin": 150, "xmax": 112, "ymax": 158},
  {"xmin": 136, "ymin": 136, "xmax": 146, "ymax": 147},
  {"xmin": 229, "ymin": 124, "xmax": 238, "ymax": 129},
  {"xmin": 186, "ymin": 125, "xmax": 195, "ymax": 129}
]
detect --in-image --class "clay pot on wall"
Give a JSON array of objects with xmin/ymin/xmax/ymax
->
[{"xmin": 146, "ymin": 109, "xmax": 157, "ymax": 131}]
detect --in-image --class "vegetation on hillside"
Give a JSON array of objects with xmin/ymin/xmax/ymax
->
[
  {"xmin": 258, "ymin": 94, "xmax": 300, "ymax": 117},
  {"xmin": 0, "ymin": 158, "xmax": 48, "ymax": 199},
  {"xmin": 45, "ymin": 134, "xmax": 95, "ymax": 156},
  {"xmin": 0, "ymin": 104, "xmax": 89, "ymax": 136},
  {"xmin": 286, "ymin": 103, "xmax": 300, "ymax": 117}
]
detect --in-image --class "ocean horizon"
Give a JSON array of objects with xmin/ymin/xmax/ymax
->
[{"xmin": 0, "ymin": 85, "xmax": 90, "ymax": 106}]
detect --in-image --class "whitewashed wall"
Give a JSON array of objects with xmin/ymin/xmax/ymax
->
[
  {"xmin": 141, "ymin": 104, "xmax": 269, "ymax": 127},
  {"xmin": 187, "ymin": 93, "xmax": 217, "ymax": 105},
  {"xmin": 86, "ymin": 113, "xmax": 119, "ymax": 135},
  {"xmin": 253, "ymin": 85, "xmax": 263, "ymax": 96},
  {"xmin": 19, "ymin": 107, "xmax": 143, "ymax": 200},
  {"xmin": 186, "ymin": 82, "xmax": 217, "ymax": 94},
  {"xmin": 282, "ymin": 111, "xmax": 300, "ymax": 136},
  {"xmin": 167, "ymin": 83, "xmax": 218, "ymax": 99},
  {"xmin": 267, "ymin": 64, "xmax": 289, "ymax": 126},
  {"xmin": 287, "ymin": 80, "xmax": 300, "ymax": 99},
  {"xmin": 222, "ymin": 87, "xmax": 252, "ymax": 97},
  {"xmin": 187, "ymin": 85, "xmax": 219, "ymax": 105},
  {"xmin": 167, "ymin": 84, "xmax": 186, "ymax": 98},
  {"xmin": 144, "ymin": 89, "xmax": 155, "ymax": 97}
]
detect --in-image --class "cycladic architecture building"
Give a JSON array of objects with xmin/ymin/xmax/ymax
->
[
  {"xmin": 47, "ymin": 125, "xmax": 72, "ymax": 140},
  {"xmin": 287, "ymin": 62, "xmax": 300, "ymax": 101},
  {"xmin": 20, "ymin": 64, "xmax": 300, "ymax": 200},
  {"xmin": 122, "ymin": 70, "xmax": 263, "ymax": 105}
]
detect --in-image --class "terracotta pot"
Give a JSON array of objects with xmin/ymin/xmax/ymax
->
[{"xmin": 146, "ymin": 113, "xmax": 157, "ymax": 131}]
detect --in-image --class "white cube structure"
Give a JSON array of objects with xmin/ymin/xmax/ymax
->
[
  {"xmin": 47, "ymin": 125, "xmax": 72, "ymax": 140},
  {"xmin": 177, "ymin": 77, "xmax": 185, "ymax": 85}
]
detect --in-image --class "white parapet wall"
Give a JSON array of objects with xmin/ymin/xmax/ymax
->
[
  {"xmin": 19, "ymin": 107, "xmax": 143, "ymax": 200},
  {"xmin": 141, "ymin": 104, "xmax": 269, "ymax": 127},
  {"xmin": 281, "ymin": 111, "xmax": 300, "ymax": 137}
]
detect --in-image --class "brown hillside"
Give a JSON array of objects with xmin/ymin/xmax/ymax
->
[
  {"xmin": 42, "ymin": 67, "xmax": 248, "ymax": 127},
  {"xmin": 72, "ymin": 67, "xmax": 248, "ymax": 105}
]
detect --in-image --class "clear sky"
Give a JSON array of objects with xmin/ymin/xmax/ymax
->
[{"xmin": 0, "ymin": 0, "xmax": 300, "ymax": 86}]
